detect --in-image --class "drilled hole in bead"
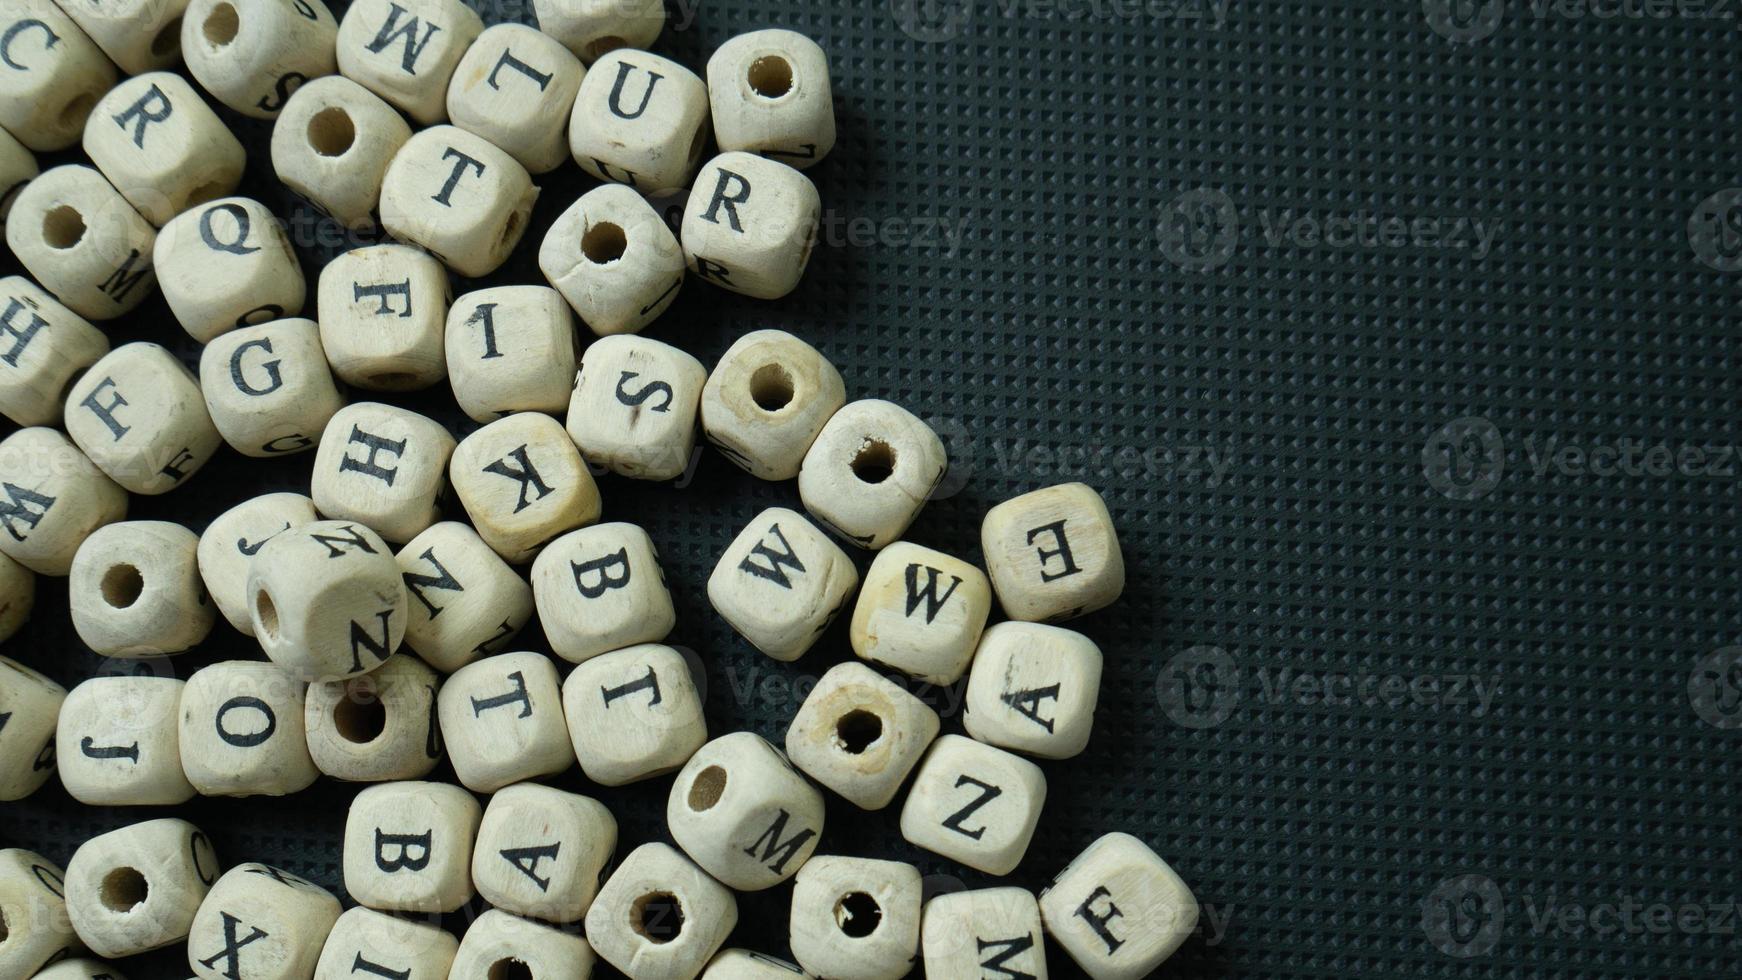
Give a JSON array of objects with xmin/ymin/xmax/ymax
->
[
  {"xmin": 487, "ymin": 959, "xmax": 532, "ymax": 980},
  {"xmin": 631, "ymin": 891, "xmax": 684, "ymax": 943},
  {"xmin": 851, "ymin": 440, "xmax": 896, "ymax": 484},
  {"xmin": 254, "ymin": 588, "xmax": 279, "ymax": 639},
  {"xmin": 203, "ymin": 3, "xmax": 239, "ymax": 45},
  {"xmin": 333, "ymin": 695, "xmax": 386, "ymax": 744},
  {"xmin": 748, "ymin": 363, "xmax": 794, "ymax": 411},
  {"xmin": 101, "ymin": 564, "xmax": 144, "ymax": 608},
  {"xmin": 835, "ymin": 891, "xmax": 882, "ymax": 938},
  {"xmin": 581, "ymin": 222, "xmax": 627, "ymax": 264},
  {"xmin": 307, "ymin": 108, "xmax": 355, "ymax": 157},
  {"xmin": 748, "ymin": 56, "xmax": 793, "ymax": 98},
  {"xmin": 498, "ymin": 210, "xmax": 523, "ymax": 250},
  {"xmin": 100, "ymin": 867, "xmax": 149, "ymax": 912},
  {"xmin": 834, "ymin": 710, "xmax": 883, "ymax": 754},
  {"xmin": 151, "ymin": 17, "xmax": 183, "ymax": 57},
  {"xmin": 42, "ymin": 206, "xmax": 86, "ymax": 249},
  {"xmin": 582, "ymin": 35, "xmax": 627, "ymax": 62},
  {"xmin": 59, "ymin": 92, "xmax": 96, "ymax": 128},
  {"xmin": 687, "ymin": 765, "xmax": 727, "ymax": 811},
  {"xmin": 0, "ymin": 907, "xmax": 8, "ymax": 943}
]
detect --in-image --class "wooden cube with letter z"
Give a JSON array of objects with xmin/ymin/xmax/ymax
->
[
  {"xmin": 709, "ymin": 507, "xmax": 858, "ymax": 661},
  {"xmin": 898, "ymin": 735, "xmax": 1046, "ymax": 876},
  {"xmin": 982, "ymin": 482, "xmax": 1125, "ymax": 622},
  {"xmin": 397, "ymin": 522, "xmax": 534, "ymax": 673},
  {"xmin": 187, "ymin": 864, "xmax": 342, "ymax": 980},
  {"xmin": 246, "ymin": 520, "xmax": 410, "ymax": 679},
  {"xmin": 343, "ymin": 780, "xmax": 481, "ymax": 913}
]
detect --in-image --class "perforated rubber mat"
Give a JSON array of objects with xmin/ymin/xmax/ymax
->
[{"xmin": 5, "ymin": 0, "xmax": 1742, "ymax": 976}]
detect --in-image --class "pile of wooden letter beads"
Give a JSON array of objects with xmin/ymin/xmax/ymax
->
[{"xmin": 0, "ymin": 0, "xmax": 1200, "ymax": 978}]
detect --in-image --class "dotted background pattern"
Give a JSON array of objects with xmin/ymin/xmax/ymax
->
[{"xmin": 4, "ymin": 0, "xmax": 1742, "ymax": 976}]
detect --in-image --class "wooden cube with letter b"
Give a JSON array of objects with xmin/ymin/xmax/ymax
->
[{"xmin": 343, "ymin": 780, "xmax": 481, "ymax": 913}]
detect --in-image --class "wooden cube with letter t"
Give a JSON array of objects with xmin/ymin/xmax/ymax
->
[
  {"xmin": 981, "ymin": 482, "xmax": 1126, "ymax": 622},
  {"xmin": 436, "ymin": 652, "xmax": 574, "ymax": 793}
]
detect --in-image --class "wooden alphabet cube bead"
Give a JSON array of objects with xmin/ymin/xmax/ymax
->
[
  {"xmin": 83, "ymin": 72, "xmax": 246, "ymax": 227},
  {"xmin": 785, "ymin": 662, "xmax": 939, "ymax": 811},
  {"xmin": 200, "ymin": 319, "xmax": 343, "ymax": 458},
  {"xmin": 0, "ymin": 656, "xmax": 63, "ymax": 800},
  {"xmin": 187, "ymin": 864, "xmax": 343, "ymax": 980},
  {"xmin": 0, "ymin": 127, "xmax": 36, "ymax": 221},
  {"xmin": 445, "ymin": 286, "xmax": 577, "ymax": 423},
  {"xmin": 380, "ymin": 126, "xmax": 538, "ymax": 278},
  {"xmin": 311, "ymin": 402, "xmax": 456, "ymax": 542},
  {"xmin": 708, "ymin": 507, "xmax": 858, "ymax": 662},
  {"xmin": 849, "ymin": 541, "xmax": 992, "ymax": 686},
  {"xmin": 699, "ymin": 328, "xmax": 844, "ymax": 481},
  {"xmin": 982, "ymin": 483, "xmax": 1125, "ymax": 622},
  {"xmin": 0, "ymin": 849, "xmax": 78, "ymax": 977},
  {"xmin": 450, "ymin": 412, "xmax": 601, "ymax": 564},
  {"xmin": 789, "ymin": 856, "xmax": 921, "ymax": 980},
  {"xmin": 1038, "ymin": 833, "xmax": 1198, "ymax": 979},
  {"xmin": 66, "ymin": 342, "xmax": 221, "ymax": 495},
  {"xmin": 0, "ymin": 552, "xmax": 30, "ymax": 641},
  {"xmin": 0, "ymin": 275, "xmax": 109, "ymax": 427},
  {"xmin": 681, "ymin": 152, "xmax": 819, "ymax": 299},
  {"xmin": 156, "ymin": 199, "xmax": 304, "ymax": 342},
  {"xmin": 56, "ymin": 675, "xmax": 196, "ymax": 806},
  {"xmin": 337, "ymin": 0, "xmax": 482, "ymax": 124},
  {"xmin": 304, "ymin": 653, "xmax": 441, "ymax": 781},
  {"xmin": 56, "ymin": 0, "xmax": 188, "ymax": 74},
  {"xmin": 706, "ymin": 30, "xmax": 835, "ymax": 169},
  {"xmin": 197, "ymin": 492, "xmax": 319, "ymax": 635},
  {"xmin": 563, "ymin": 643, "xmax": 706, "ymax": 786},
  {"xmin": 447, "ymin": 24, "xmax": 585, "ymax": 174},
  {"xmin": 448, "ymin": 909, "xmax": 594, "ymax": 980},
  {"xmin": 317, "ymin": 244, "xmax": 450, "ymax": 391},
  {"xmin": 272, "ymin": 76, "xmax": 411, "ymax": 232},
  {"xmin": 6, "ymin": 165, "xmax": 156, "ymax": 320},
  {"xmin": 898, "ymin": 735, "xmax": 1046, "ymax": 876},
  {"xmin": 182, "ymin": 0, "xmax": 340, "ymax": 119},
  {"xmin": 533, "ymin": 523, "xmax": 674, "ymax": 664},
  {"xmin": 569, "ymin": 49, "xmax": 708, "ymax": 194},
  {"xmin": 667, "ymin": 732, "xmax": 825, "ymax": 891},
  {"xmin": 436, "ymin": 651, "xmax": 574, "ymax": 792},
  {"xmin": 534, "ymin": 0, "xmax": 663, "ymax": 62},
  {"xmin": 0, "ymin": 1, "xmax": 117, "ymax": 152},
  {"xmin": 68, "ymin": 520, "xmax": 215, "ymax": 657},
  {"xmin": 313, "ymin": 906, "xmax": 457, "ymax": 980},
  {"xmin": 566, "ymin": 334, "xmax": 706, "ymax": 481},
  {"xmin": 247, "ymin": 520, "xmax": 410, "ymax": 679},
  {"xmin": 920, "ymin": 886, "xmax": 1047, "ymax": 980},
  {"xmin": 963, "ymin": 622, "xmax": 1103, "ymax": 760},
  {"xmin": 585, "ymin": 842, "xmax": 737, "ymax": 980},
  {"xmin": 33, "ymin": 958, "xmax": 123, "ymax": 980},
  {"xmin": 472, "ymin": 783, "xmax": 617, "ymax": 923},
  {"xmin": 799, "ymin": 400, "xmax": 948, "ymax": 550},
  {"xmin": 64, "ymin": 818, "xmax": 218, "ymax": 957},
  {"xmin": 702, "ymin": 949, "xmax": 807, "ymax": 979},
  {"xmin": 0, "ymin": 427, "xmax": 127, "ymax": 575},
  {"xmin": 538, "ymin": 184, "xmax": 685, "ymax": 337},
  {"xmin": 180, "ymin": 660, "xmax": 318, "ymax": 797},
  {"xmin": 344, "ymin": 780, "xmax": 481, "ymax": 913},
  {"xmin": 398, "ymin": 522, "xmax": 533, "ymax": 673}
]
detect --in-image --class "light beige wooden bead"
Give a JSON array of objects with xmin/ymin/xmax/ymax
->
[
  {"xmin": 920, "ymin": 887, "xmax": 1046, "ymax": 980},
  {"xmin": 397, "ymin": 521, "xmax": 532, "ymax": 673},
  {"xmin": 585, "ymin": 842, "xmax": 737, "ymax": 980},
  {"xmin": 0, "ymin": 427, "xmax": 127, "ymax": 575},
  {"xmin": 56, "ymin": 675, "xmax": 196, "ymax": 807},
  {"xmin": 0, "ymin": 2, "xmax": 117, "ymax": 152},
  {"xmin": 380, "ymin": 126, "xmax": 538, "ymax": 278},
  {"xmin": 789, "ymin": 856, "xmax": 921, "ymax": 980},
  {"xmin": 343, "ymin": 780, "xmax": 481, "ymax": 913},
  {"xmin": 982, "ymin": 482, "xmax": 1124, "ymax": 623},
  {"xmin": 567, "ymin": 334, "xmax": 706, "ymax": 482},
  {"xmin": 68, "ymin": 520, "xmax": 214, "ymax": 657},
  {"xmin": 0, "ymin": 849, "xmax": 79, "ymax": 977},
  {"xmin": 701, "ymin": 949, "xmax": 807, "ymax": 979},
  {"xmin": 197, "ymin": 492, "xmax": 319, "ymax": 634},
  {"xmin": 247, "ymin": 519, "xmax": 410, "ymax": 679},
  {"xmin": 0, "ymin": 656, "xmax": 63, "ymax": 801},
  {"xmin": 179, "ymin": 660, "xmax": 318, "ymax": 797},
  {"xmin": 1038, "ymin": 833, "xmax": 1198, "ymax": 979},
  {"xmin": 83, "ymin": 72, "xmax": 245, "ymax": 227},
  {"xmin": 64, "ymin": 819, "xmax": 218, "ymax": 957},
  {"xmin": 534, "ymin": 0, "xmax": 662, "ymax": 62},
  {"xmin": 55, "ymin": 0, "xmax": 189, "ymax": 74},
  {"xmin": 0, "ymin": 551, "xmax": 31, "ymax": 641},
  {"xmin": 447, "ymin": 24, "xmax": 584, "ymax": 174},
  {"xmin": 317, "ymin": 244, "xmax": 450, "ymax": 391},
  {"xmin": 899, "ymin": 735, "xmax": 1046, "ymax": 876},
  {"xmin": 667, "ymin": 732, "xmax": 824, "ymax": 891},
  {"xmin": 448, "ymin": 908, "xmax": 594, "ymax": 980},
  {"xmin": 700, "ymin": 329, "xmax": 843, "ymax": 481},
  {"xmin": 199, "ymin": 319, "xmax": 343, "ymax": 458},
  {"xmin": 681, "ymin": 152, "xmax": 819, "ymax": 300},
  {"xmin": 312, "ymin": 906, "xmax": 457, "ymax": 980},
  {"xmin": 472, "ymin": 783, "xmax": 616, "ymax": 923},
  {"xmin": 539, "ymin": 184, "xmax": 684, "ymax": 337},
  {"xmin": 706, "ymin": 30, "xmax": 834, "ymax": 170},
  {"xmin": 562, "ymin": 643, "xmax": 705, "ymax": 786},
  {"xmin": 271, "ymin": 75, "xmax": 410, "ymax": 232},
  {"xmin": 0, "ymin": 276, "xmax": 108, "ymax": 428},
  {"xmin": 182, "ymin": 0, "xmax": 340, "ymax": 119},
  {"xmin": 311, "ymin": 402, "xmax": 456, "ymax": 542},
  {"xmin": 568, "ymin": 49, "xmax": 708, "ymax": 194},
  {"xmin": 450, "ymin": 412, "xmax": 601, "ymax": 564},
  {"xmin": 707, "ymin": 507, "xmax": 857, "ymax": 662},
  {"xmin": 304, "ymin": 653, "xmax": 441, "ymax": 781},
  {"xmin": 963, "ymin": 622, "xmax": 1102, "ymax": 760},
  {"xmin": 336, "ymin": 0, "xmax": 482, "ymax": 124},
  {"xmin": 0, "ymin": 126, "xmax": 38, "ymax": 222},
  {"xmin": 850, "ymin": 541, "xmax": 990, "ymax": 686},
  {"xmin": 5, "ymin": 165, "xmax": 156, "ymax": 319},
  {"xmin": 784, "ymin": 662, "xmax": 939, "ymax": 811},
  {"xmin": 65, "ymin": 342, "xmax": 220, "ymax": 495},
  {"xmin": 156, "ymin": 198, "xmax": 303, "ymax": 341},
  {"xmin": 445, "ymin": 286, "xmax": 577, "ymax": 423},
  {"xmin": 436, "ymin": 651, "xmax": 574, "ymax": 793},
  {"xmin": 533, "ymin": 522, "xmax": 674, "ymax": 664},
  {"xmin": 32, "ymin": 957, "xmax": 124, "ymax": 980},
  {"xmin": 799, "ymin": 400, "xmax": 947, "ymax": 550},
  {"xmin": 187, "ymin": 864, "xmax": 343, "ymax": 980}
]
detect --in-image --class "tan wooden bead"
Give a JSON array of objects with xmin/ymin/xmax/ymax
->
[
  {"xmin": 681, "ymin": 152, "xmax": 819, "ymax": 300},
  {"xmin": 447, "ymin": 24, "xmax": 585, "ymax": 174},
  {"xmin": 849, "ymin": 541, "xmax": 992, "ymax": 686},
  {"xmin": 707, "ymin": 506, "xmax": 858, "ymax": 662},
  {"xmin": 920, "ymin": 887, "xmax": 1047, "ymax": 980},
  {"xmin": 55, "ymin": 0, "xmax": 189, "ymax": 74},
  {"xmin": 785, "ymin": 662, "xmax": 940, "ymax": 811},
  {"xmin": 706, "ymin": 30, "xmax": 835, "ymax": 170},
  {"xmin": 701, "ymin": 949, "xmax": 808, "ymax": 979},
  {"xmin": 336, "ymin": 0, "xmax": 482, "ymax": 124},
  {"xmin": 0, "ymin": 127, "xmax": 38, "ymax": 223},
  {"xmin": 963, "ymin": 621, "xmax": 1103, "ymax": 760},
  {"xmin": 0, "ymin": 552, "xmax": 33, "ymax": 643},
  {"xmin": 310, "ymin": 402, "xmax": 456, "ymax": 543},
  {"xmin": 304, "ymin": 653, "xmax": 442, "ymax": 781},
  {"xmin": 534, "ymin": 0, "xmax": 662, "ymax": 62},
  {"xmin": 56, "ymin": 675, "xmax": 197, "ymax": 807},
  {"xmin": 179, "ymin": 660, "xmax": 319, "ymax": 797},
  {"xmin": 568, "ymin": 49, "xmax": 709, "ymax": 194},
  {"xmin": 380, "ymin": 126, "xmax": 538, "ymax": 278},
  {"xmin": 0, "ymin": 275, "xmax": 108, "ymax": 428},
  {"xmin": 33, "ymin": 957, "xmax": 124, "ymax": 980},
  {"xmin": 533, "ymin": 522, "xmax": 674, "ymax": 664},
  {"xmin": 538, "ymin": 183, "xmax": 685, "ymax": 337},
  {"xmin": 566, "ymin": 334, "xmax": 707, "ymax": 482},
  {"xmin": 448, "ymin": 909, "xmax": 594, "ymax": 980},
  {"xmin": 585, "ymin": 842, "xmax": 737, "ymax": 980},
  {"xmin": 156, "ymin": 198, "xmax": 304, "ymax": 342},
  {"xmin": 83, "ymin": 72, "xmax": 245, "ymax": 227},
  {"xmin": 64, "ymin": 818, "xmax": 219, "ymax": 957},
  {"xmin": 317, "ymin": 244, "xmax": 451, "ymax": 391},
  {"xmin": 798, "ymin": 399, "xmax": 947, "ymax": 550},
  {"xmin": 183, "ymin": 0, "xmax": 340, "ymax": 119},
  {"xmin": 0, "ymin": 849, "xmax": 79, "ymax": 977},
  {"xmin": 667, "ymin": 731, "xmax": 825, "ymax": 891},
  {"xmin": 199, "ymin": 319, "xmax": 344, "ymax": 458},
  {"xmin": 981, "ymin": 482, "xmax": 1125, "ymax": 622},
  {"xmin": 898, "ymin": 735, "xmax": 1046, "ymax": 876},
  {"xmin": 700, "ymin": 328, "xmax": 844, "ymax": 481},
  {"xmin": 247, "ymin": 519, "xmax": 410, "ymax": 679},
  {"xmin": 197, "ymin": 492, "xmax": 319, "ymax": 635},
  {"xmin": 186, "ymin": 864, "xmax": 343, "ymax": 980},
  {"xmin": 344, "ymin": 780, "xmax": 481, "ymax": 913},
  {"xmin": 472, "ymin": 783, "xmax": 617, "ymax": 923},
  {"xmin": 397, "ymin": 521, "xmax": 533, "ymax": 673},
  {"xmin": 1038, "ymin": 833, "xmax": 1198, "ymax": 980},
  {"xmin": 272, "ymin": 75, "xmax": 410, "ymax": 232},
  {"xmin": 312, "ymin": 906, "xmax": 458, "ymax": 980},
  {"xmin": 436, "ymin": 651, "xmax": 574, "ymax": 793},
  {"xmin": 0, "ymin": 656, "xmax": 64, "ymax": 801},
  {"xmin": 445, "ymin": 286, "xmax": 577, "ymax": 423},
  {"xmin": 0, "ymin": 427, "xmax": 128, "ymax": 576},
  {"xmin": 6, "ymin": 165, "xmax": 156, "ymax": 320},
  {"xmin": 68, "ymin": 520, "xmax": 214, "ymax": 657},
  {"xmin": 64, "ymin": 342, "xmax": 221, "ymax": 495},
  {"xmin": 0, "ymin": 2, "xmax": 117, "ymax": 152},
  {"xmin": 449, "ymin": 411, "xmax": 601, "ymax": 564},
  {"xmin": 789, "ymin": 856, "xmax": 921, "ymax": 980},
  {"xmin": 562, "ymin": 643, "xmax": 706, "ymax": 786}
]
